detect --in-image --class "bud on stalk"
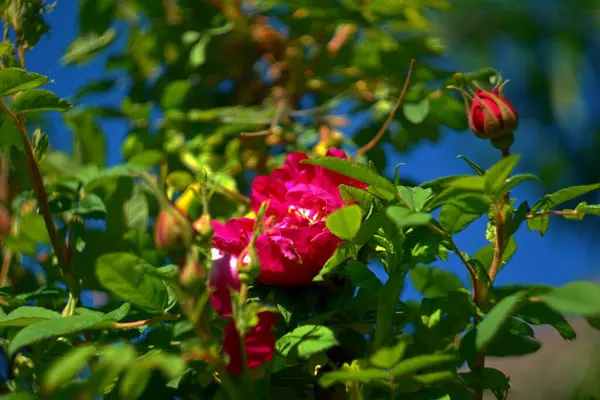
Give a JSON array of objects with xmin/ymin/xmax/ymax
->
[
  {"xmin": 452, "ymin": 78, "xmax": 518, "ymax": 151},
  {"xmin": 154, "ymin": 206, "xmax": 193, "ymax": 251},
  {"xmin": 467, "ymin": 83, "xmax": 518, "ymax": 150}
]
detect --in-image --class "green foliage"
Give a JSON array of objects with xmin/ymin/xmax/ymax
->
[{"xmin": 0, "ymin": 1, "xmax": 597, "ymax": 399}]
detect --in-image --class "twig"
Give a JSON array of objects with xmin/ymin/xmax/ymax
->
[
  {"xmin": 0, "ymin": 100, "xmax": 74, "ymax": 292},
  {"xmin": 240, "ymin": 96, "xmax": 287, "ymax": 138},
  {"xmin": 0, "ymin": 250, "xmax": 11, "ymax": 287},
  {"xmin": 428, "ymin": 224, "xmax": 480, "ymax": 304},
  {"xmin": 354, "ymin": 59, "xmax": 416, "ymax": 157},
  {"xmin": 526, "ymin": 210, "xmax": 579, "ymax": 219},
  {"xmin": 214, "ymin": 183, "xmax": 250, "ymax": 205},
  {"xmin": 113, "ymin": 313, "xmax": 180, "ymax": 329}
]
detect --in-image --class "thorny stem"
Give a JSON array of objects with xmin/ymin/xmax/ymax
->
[
  {"xmin": 355, "ymin": 59, "xmax": 416, "ymax": 157},
  {"xmin": 474, "ymin": 146, "xmax": 511, "ymax": 400},
  {"xmin": 0, "ymin": 100, "xmax": 75, "ymax": 293}
]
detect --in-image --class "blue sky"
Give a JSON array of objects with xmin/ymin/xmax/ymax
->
[{"xmin": 24, "ymin": 3, "xmax": 600, "ymax": 298}]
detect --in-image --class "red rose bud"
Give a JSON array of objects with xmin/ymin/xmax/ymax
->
[
  {"xmin": 469, "ymin": 86, "xmax": 518, "ymax": 140},
  {"xmin": 154, "ymin": 207, "xmax": 193, "ymax": 251}
]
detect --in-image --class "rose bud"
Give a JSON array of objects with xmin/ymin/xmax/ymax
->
[
  {"xmin": 153, "ymin": 207, "xmax": 192, "ymax": 251},
  {"xmin": 468, "ymin": 85, "xmax": 518, "ymax": 142}
]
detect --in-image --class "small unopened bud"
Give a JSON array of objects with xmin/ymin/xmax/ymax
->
[
  {"xmin": 193, "ymin": 214, "xmax": 213, "ymax": 237},
  {"xmin": 153, "ymin": 207, "xmax": 192, "ymax": 251},
  {"xmin": 468, "ymin": 85, "xmax": 518, "ymax": 141},
  {"xmin": 179, "ymin": 256, "xmax": 205, "ymax": 287}
]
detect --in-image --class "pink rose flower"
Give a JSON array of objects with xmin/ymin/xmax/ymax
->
[{"xmin": 212, "ymin": 149, "xmax": 367, "ymax": 286}]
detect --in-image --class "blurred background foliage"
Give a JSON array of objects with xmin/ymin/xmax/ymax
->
[{"xmin": 28, "ymin": 0, "xmax": 600, "ymax": 233}]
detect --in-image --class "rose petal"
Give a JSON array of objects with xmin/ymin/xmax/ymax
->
[{"xmin": 223, "ymin": 311, "xmax": 277, "ymax": 375}]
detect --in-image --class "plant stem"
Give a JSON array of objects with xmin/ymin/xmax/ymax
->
[
  {"xmin": 113, "ymin": 313, "xmax": 180, "ymax": 329},
  {"xmin": 354, "ymin": 59, "xmax": 416, "ymax": 157},
  {"xmin": 488, "ymin": 204, "xmax": 505, "ymax": 282},
  {"xmin": 474, "ymin": 146, "xmax": 511, "ymax": 400},
  {"xmin": 0, "ymin": 100, "xmax": 76, "ymax": 293},
  {"xmin": 428, "ymin": 224, "xmax": 480, "ymax": 304},
  {"xmin": 526, "ymin": 209, "xmax": 580, "ymax": 219}
]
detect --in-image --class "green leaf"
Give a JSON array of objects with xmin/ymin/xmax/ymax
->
[
  {"xmin": 161, "ymin": 80, "xmax": 192, "ymax": 110},
  {"xmin": 124, "ymin": 188, "xmax": 149, "ymax": 230},
  {"xmin": 396, "ymin": 186, "xmax": 432, "ymax": 211},
  {"xmin": 73, "ymin": 78, "xmax": 117, "ymax": 102},
  {"xmin": 0, "ymin": 307, "xmax": 60, "ymax": 327},
  {"xmin": 390, "ymin": 354, "xmax": 457, "ymax": 378},
  {"xmin": 368, "ymin": 337, "xmax": 410, "ymax": 369},
  {"xmin": 411, "ymin": 265, "xmax": 465, "ymax": 298},
  {"xmin": 516, "ymin": 302, "xmax": 576, "ymax": 340},
  {"xmin": 498, "ymin": 173, "xmax": 539, "ymax": 194},
  {"xmin": 79, "ymin": 0, "xmax": 116, "ymax": 34},
  {"xmin": 304, "ymin": 157, "xmax": 396, "ymax": 199},
  {"xmin": 339, "ymin": 184, "xmax": 374, "ymax": 210},
  {"xmin": 439, "ymin": 195, "xmax": 489, "ymax": 234},
  {"xmin": 0, "ymin": 43, "xmax": 11, "ymax": 57},
  {"xmin": 276, "ymin": 325, "xmax": 339, "ymax": 359},
  {"xmin": 189, "ymin": 35, "xmax": 211, "ymax": 67},
  {"xmin": 344, "ymin": 260, "xmax": 382, "ymax": 292},
  {"xmin": 119, "ymin": 351, "xmax": 186, "ymax": 400},
  {"xmin": 42, "ymin": 344, "xmax": 98, "ymax": 393},
  {"xmin": 66, "ymin": 111, "xmax": 106, "ymax": 168},
  {"xmin": 84, "ymin": 344, "xmax": 137, "ymax": 395},
  {"xmin": 532, "ymin": 183, "xmax": 600, "ymax": 211},
  {"xmin": 526, "ymin": 213, "xmax": 549, "ymax": 236},
  {"xmin": 73, "ymin": 194, "xmax": 106, "ymax": 218},
  {"xmin": 386, "ymin": 206, "xmax": 432, "ymax": 228},
  {"xmin": 62, "ymin": 29, "xmax": 117, "ymax": 65},
  {"xmin": 8, "ymin": 313, "xmax": 117, "ymax": 355},
  {"xmin": 461, "ymin": 367, "xmax": 510, "ymax": 391},
  {"xmin": 95, "ymin": 252, "xmax": 170, "ymax": 314},
  {"xmin": 538, "ymin": 281, "xmax": 600, "ymax": 316},
  {"xmin": 403, "ymin": 97, "xmax": 430, "ymax": 124},
  {"xmin": 20, "ymin": 214, "xmax": 51, "ymax": 244},
  {"xmin": 576, "ymin": 202, "xmax": 600, "ymax": 216},
  {"xmin": 32, "ymin": 128, "xmax": 49, "ymax": 162},
  {"xmin": 505, "ymin": 201, "xmax": 530, "ymax": 236},
  {"xmin": 484, "ymin": 155, "xmax": 521, "ymax": 196},
  {"xmin": 0, "ymin": 68, "xmax": 49, "ymax": 96},
  {"xmin": 0, "ymin": 393, "xmax": 37, "ymax": 400},
  {"xmin": 319, "ymin": 369, "xmax": 388, "ymax": 388},
  {"xmin": 0, "ymin": 113, "xmax": 23, "ymax": 151},
  {"xmin": 457, "ymin": 155, "xmax": 484, "ymax": 176},
  {"xmin": 12, "ymin": 89, "xmax": 71, "ymax": 113},
  {"xmin": 313, "ymin": 241, "xmax": 358, "ymax": 281},
  {"xmin": 476, "ymin": 292, "xmax": 525, "ymax": 350},
  {"xmin": 128, "ymin": 150, "xmax": 163, "ymax": 167},
  {"xmin": 326, "ymin": 204, "xmax": 363, "ymax": 240}
]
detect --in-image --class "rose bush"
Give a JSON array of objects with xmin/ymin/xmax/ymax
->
[{"xmin": 1, "ymin": 2, "xmax": 600, "ymax": 400}]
